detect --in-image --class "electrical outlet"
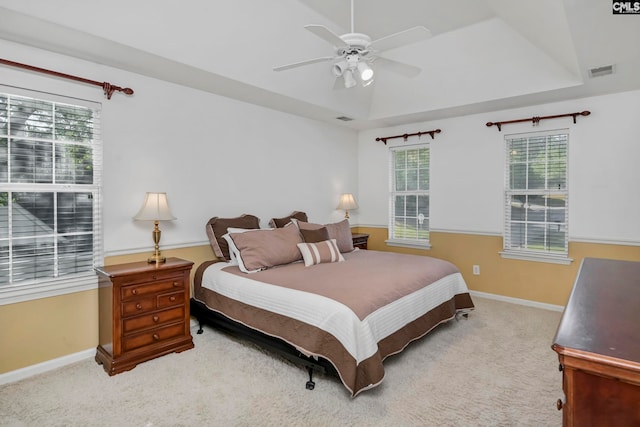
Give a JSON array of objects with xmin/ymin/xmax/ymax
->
[{"xmin": 473, "ymin": 265, "xmax": 480, "ymax": 275}]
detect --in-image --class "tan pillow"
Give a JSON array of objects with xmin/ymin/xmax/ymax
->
[
  {"xmin": 292, "ymin": 219, "xmax": 354, "ymax": 253},
  {"xmin": 269, "ymin": 211, "xmax": 308, "ymax": 228},
  {"xmin": 229, "ymin": 224, "xmax": 303, "ymax": 273},
  {"xmin": 297, "ymin": 239, "xmax": 345, "ymax": 267}
]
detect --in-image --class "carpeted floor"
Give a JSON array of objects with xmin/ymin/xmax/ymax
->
[{"xmin": 0, "ymin": 297, "xmax": 563, "ymax": 427}]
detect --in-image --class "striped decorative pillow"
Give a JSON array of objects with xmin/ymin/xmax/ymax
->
[{"xmin": 297, "ymin": 239, "xmax": 345, "ymax": 267}]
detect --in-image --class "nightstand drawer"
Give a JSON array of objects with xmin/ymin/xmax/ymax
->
[
  {"xmin": 122, "ymin": 322, "xmax": 186, "ymax": 352},
  {"xmin": 117, "ymin": 269, "xmax": 184, "ymax": 287},
  {"xmin": 121, "ymin": 279, "xmax": 184, "ymax": 301},
  {"xmin": 157, "ymin": 290, "xmax": 184, "ymax": 309},
  {"xmin": 123, "ymin": 306, "xmax": 185, "ymax": 334},
  {"xmin": 121, "ymin": 291, "xmax": 184, "ymax": 316},
  {"xmin": 122, "ymin": 298, "xmax": 156, "ymax": 316}
]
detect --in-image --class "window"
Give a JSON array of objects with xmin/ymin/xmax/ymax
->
[
  {"xmin": 388, "ymin": 145, "xmax": 430, "ymax": 248},
  {"xmin": 502, "ymin": 130, "xmax": 571, "ymax": 264},
  {"xmin": 0, "ymin": 89, "xmax": 102, "ymax": 304}
]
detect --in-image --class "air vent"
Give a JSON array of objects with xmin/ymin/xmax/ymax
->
[
  {"xmin": 588, "ymin": 64, "xmax": 615, "ymax": 78},
  {"xmin": 336, "ymin": 116, "xmax": 354, "ymax": 121}
]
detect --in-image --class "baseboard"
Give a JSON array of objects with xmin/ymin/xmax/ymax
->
[
  {"xmin": 0, "ymin": 295, "xmax": 561, "ymax": 386},
  {"xmin": 0, "ymin": 348, "xmax": 95, "ymax": 386},
  {"xmin": 470, "ymin": 290, "xmax": 565, "ymax": 312}
]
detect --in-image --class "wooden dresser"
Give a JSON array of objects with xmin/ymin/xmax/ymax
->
[
  {"xmin": 95, "ymin": 257, "xmax": 194, "ymax": 375},
  {"xmin": 552, "ymin": 257, "xmax": 640, "ymax": 426}
]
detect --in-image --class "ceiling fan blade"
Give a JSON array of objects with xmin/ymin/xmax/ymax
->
[
  {"xmin": 373, "ymin": 57, "xmax": 422, "ymax": 78},
  {"xmin": 369, "ymin": 26, "xmax": 432, "ymax": 53},
  {"xmin": 273, "ymin": 56, "xmax": 335, "ymax": 72},
  {"xmin": 304, "ymin": 24, "xmax": 347, "ymax": 48}
]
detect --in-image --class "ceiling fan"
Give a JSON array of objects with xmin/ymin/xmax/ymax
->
[{"xmin": 273, "ymin": 0, "xmax": 432, "ymax": 88}]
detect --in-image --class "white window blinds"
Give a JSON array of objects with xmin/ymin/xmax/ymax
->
[
  {"xmin": 0, "ymin": 90, "xmax": 102, "ymax": 304},
  {"xmin": 388, "ymin": 145, "xmax": 430, "ymax": 245},
  {"xmin": 503, "ymin": 131, "xmax": 568, "ymax": 258}
]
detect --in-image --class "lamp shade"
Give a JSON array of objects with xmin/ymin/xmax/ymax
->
[
  {"xmin": 133, "ymin": 192, "xmax": 176, "ymax": 221},
  {"xmin": 337, "ymin": 193, "xmax": 358, "ymax": 211}
]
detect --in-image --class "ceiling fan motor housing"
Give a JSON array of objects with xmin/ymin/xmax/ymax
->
[{"xmin": 337, "ymin": 33, "xmax": 371, "ymax": 55}]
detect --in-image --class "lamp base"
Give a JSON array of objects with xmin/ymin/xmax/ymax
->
[
  {"xmin": 147, "ymin": 221, "xmax": 166, "ymax": 263},
  {"xmin": 147, "ymin": 253, "xmax": 166, "ymax": 264}
]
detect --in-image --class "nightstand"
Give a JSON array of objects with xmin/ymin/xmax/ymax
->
[
  {"xmin": 351, "ymin": 233, "xmax": 369, "ymax": 250},
  {"xmin": 95, "ymin": 257, "xmax": 194, "ymax": 375}
]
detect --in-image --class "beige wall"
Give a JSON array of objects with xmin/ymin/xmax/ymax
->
[
  {"xmin": 0, "ymin": 245, "xmax": 215, "ymax": 375},
  {"xmin": 0, "ymin": 290, "xmax": 98, "ymax": 373},
  {"xmin": 353, "ymin": 227, "xmax": 640, "ymax": 306}
]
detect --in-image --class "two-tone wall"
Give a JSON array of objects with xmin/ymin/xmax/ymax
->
[
  {"xmin": 356, "ymin": 89, "xmax": 640, "ymax": 307},
  {"xmin": 352, "ymin": 227, "xmax": 640, "ymax": 307},
  {"xmin": 0, "ymin": 39, "xmax": 357, "ymax": 376},
  {"xmin": 2, "ymin": 36, "xmax": 640, "ymax": 379}
]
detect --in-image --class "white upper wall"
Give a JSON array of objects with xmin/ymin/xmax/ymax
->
[
  {"xmin": 0, "ymin": 39, "xmax": 358, "ymax": 256},
  {"xmin": 2, "ymin": 35, "xmax": 639, "ymax": 252},
  {"xmin": 358, "ymin": 89, "xmax": 640, "ymax": 245}
]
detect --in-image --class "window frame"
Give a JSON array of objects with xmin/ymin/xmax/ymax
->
[
  {"xmin": 0, "ymin": 87, "xmax": 103, "ymax": 305},
  {"xmin": 500, "ymin": 129, "xmax": 572, "ymax": 265},
  {"xmin": 387, "ymin": 143, "xmax": 431, "ymax": 249}
]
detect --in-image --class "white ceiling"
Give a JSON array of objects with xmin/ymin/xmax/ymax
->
[{"xmin": 0, "ymin": 0, "xmax": 638, "ymax": 130}]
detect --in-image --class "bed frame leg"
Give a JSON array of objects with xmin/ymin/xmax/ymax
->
[
  {"xmin": 305, "ymin": 367, "xmax": 315, "ymax": 390},
  {"xmin": 196, "ymin": 321, "xmax": 204, "ymax": 335},
  {"xmin": 455, "ymin": 312, "xmax": 470, "ymax": 321}
]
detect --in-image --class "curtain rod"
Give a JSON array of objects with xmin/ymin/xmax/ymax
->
[
  {"xmin": 376, "ymin": 129, "xmax": 441, "ymax": 145},
  {"xmin": 486, "ymin": 111, "xmax": 590, "ymax": 132},
  {"xmin": 0, "ymin": 58, "xmax": 134, "ymax": 100}
]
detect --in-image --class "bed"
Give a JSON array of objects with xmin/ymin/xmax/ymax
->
[{"xmin": 191, "ymin": 213, "xmax": 474, "ymax": 397}]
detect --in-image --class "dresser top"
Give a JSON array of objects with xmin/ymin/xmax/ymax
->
[
  {"xmin": 95, "ymin": 257, "xmax": 193, "ymax": 277},
  {"xmin": 553, "ymin": 257, "xmax": 640, "ymax": 364}
]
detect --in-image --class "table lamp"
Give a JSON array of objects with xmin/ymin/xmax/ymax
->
[
  {"xmin": 337, "ymin": 193, "xmax": 358, "ymax": 219},
  {"xmin": 133, "ymin": 192, "xmax": 176, "ymax": 263}
]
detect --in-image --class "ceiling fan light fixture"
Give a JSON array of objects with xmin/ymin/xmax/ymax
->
[
  {"xmin": 357, "ymin": 61, "xmax": 374, "ymax": 82},
  {"xmin": 343, "ymin": 69, "xmax": 357, "ymax": 88},
  {"xmin": 332, "ymin": 60, "xmax": 348, "ymax": 77}
]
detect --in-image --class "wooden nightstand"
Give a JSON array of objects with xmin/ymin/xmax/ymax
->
[
  {"xmin": 95, "ymin": 257, "xmax": 194, "ymax": 375},
  {"xmin": 351, "ymin": 233, "xmax": 369, "ymax": 250}
]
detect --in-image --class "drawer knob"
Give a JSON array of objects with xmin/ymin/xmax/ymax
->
[
  {"xmin": 136, "ymin": 303, "xmax": 142, "ymax": 310},
  {"xmin": 153, "ymin": 316, "xmax": 159, "ymax": 322},
  {"xmin": 556, "ymin": 398, "xmax": 564, "ymax": 410},
  {"xmin": 152, "ymin": 275, "xmax": 157, "ymax": 280},
  {"xmin": 153, "ymin": 333, "xmax": 160, "ymax": 340},
  {"xmin": 131, "ymin": 289, "xmax": 137, "ymax": 295},
  {"xmin": 173, "ymin": 281, "xmax": 180, "ymax": 287},
  {"xmin": 169, "ymin": 296, "xmax": 176, "ymax": 302}
]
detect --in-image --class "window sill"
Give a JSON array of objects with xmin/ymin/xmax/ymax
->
[
  {"xmin": 499, "ymin": 250, "xmax": 573, "ymax": 265},
  {"xmin": 385, "ymin": 239, "xmax": 432, "ymax": 250},
  {"xmin": 0, "ymin": 274, "xmax": 98, "ymax": 306}
]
